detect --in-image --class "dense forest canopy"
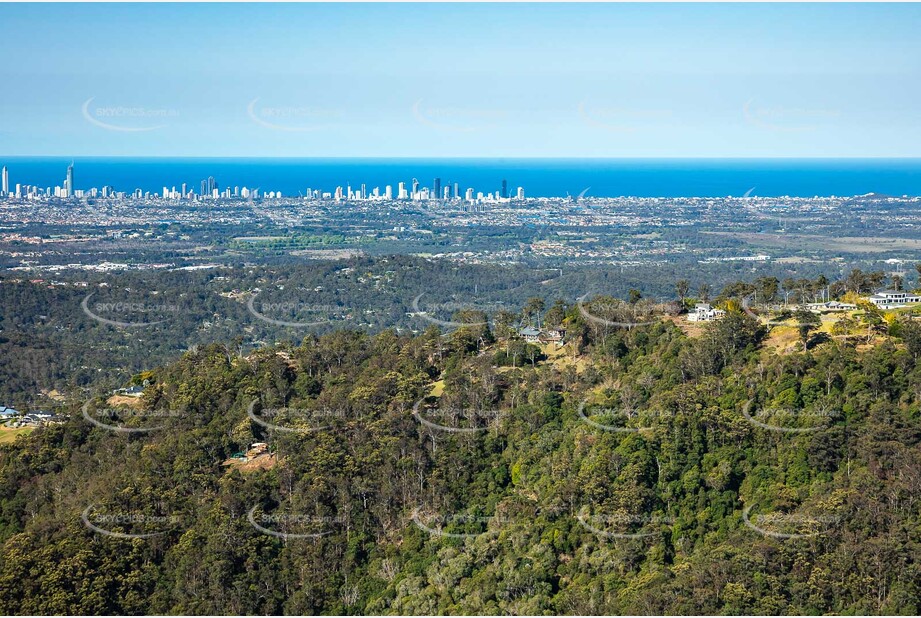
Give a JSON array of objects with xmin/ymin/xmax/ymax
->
[{"xmin": 1, "ymin": 286, "xmax": 919, "ymax": 615}]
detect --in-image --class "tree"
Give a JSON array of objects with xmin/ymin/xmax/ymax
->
[
  {"xmin": 523, "ymin": 297, "xmax": 545, "ymax": 328},
  {"xmin": 755, "ymin": 276, "xmax": 779, "ymax": 303},
  {"xmin": 892, "ymin": 274, "xmax": 903, "ymax": 292},
  {"xmin": 900, "ymin": 319, "xmax": 921, "ymax": 361},
  {"xmin": 698, "ymin": 283, "xmax": 711, "ymax": 303},
  {"xmin": 793, "ymin": 308, "xmax": 822, "ymax": 351},
  {"xmin": 675, "ymin": 280, "xmax": 690, "ymax": 304},
  {"xmin": 782, "ymin": 278, "xmax": 797, "ymax": 305}
]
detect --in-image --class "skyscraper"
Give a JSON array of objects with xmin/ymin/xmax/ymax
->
[
  {"xmin": 1, "ymin": 166, "xmax": 8, "ymax": 195},
  {"xmin": 433, "ymin": 178, "xmax": 441, "ymax": 201},
  {"xmin": 65, "ymin": 162, "xmax": 74, "ymax": 198},
  {"xmin": 501, "ymin": 179, "xmax": 507, "ymax": 199}
]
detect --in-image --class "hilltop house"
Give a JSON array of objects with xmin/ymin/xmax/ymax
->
[
  {"xmin": 868, "ymin": 290, "xmax": 921, "ymax": 309},
  {"xmin": 687, "ymin": 303, "xmax": 725, "ymax": 323},
  {"xmin": 518, "ymin": 326, "xmax": 542, "ymax": 343},
  {"xmin": 113, "ymin": 385, "xmax": 145, "ymax": 398},
  {"xmin": 540, "ymin": 329, "xmax": 565, "ymax": 346},
  {"xmin": 805, "ymin": 300, "xmax": 858, "ymax": 312},
  {"xmin": 517, "ymin": 327, "xmax": 566, "ymax": 347}
]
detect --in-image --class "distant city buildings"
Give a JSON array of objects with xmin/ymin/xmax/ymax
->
[
  {"xmin": 64, "ymin": 162, "xmax": 74, "ymax": 198},
  {"xmin": 0, "ymin": 162, "xmax": 525, "ymax": 205}
]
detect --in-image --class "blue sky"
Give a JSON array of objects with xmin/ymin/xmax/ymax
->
[{"xmin": 1, "ymin": 2, "xmax": 920, "ymax": 158}]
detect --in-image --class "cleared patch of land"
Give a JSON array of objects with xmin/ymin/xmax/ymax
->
[
  {"xmin": 290, "ymin": 248, "xmax": 364, "ymax": 259},
  {"xmin": 704, "ymin": 231, "xmax": 921, "ymax": 253},
  {"xmin": 106, "ymin": 394, "xmax": 144, "ymax": 408},
  {"xmin": 0, "ymin": 427, "xmax": 33, "ymax": 444},
  {"xmin": 222, "ymin": 453, "xmax": 278, "ymax": 472}
]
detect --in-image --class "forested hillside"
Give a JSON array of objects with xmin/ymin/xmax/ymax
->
[{"xmin": 1, "ymin": 303, "xmax": 919, "ymax": 615}]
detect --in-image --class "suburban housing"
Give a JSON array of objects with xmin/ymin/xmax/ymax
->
[{"xmin": 868, "ymin": 290, "xmax": 921, "ymax": 309}]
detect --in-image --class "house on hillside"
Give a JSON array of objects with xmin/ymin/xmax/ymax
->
[
  {"xmin": 868, "ymin": 290, "xmax": 921, "ymax": 309},
  {"xmin": 518, "ymin": 327, "xmax": 542, "ymax": 343},
  {"xmin": 0, "ymin": 406, "xmax": 20, "ymax": 419},
  {"xmin": 687, "ymin": 303, "xmax": 725, "ymax": 322},
  {"xmin": 540, "ymin": 329, "xmax": 566, "ymax": 347},
  {"xmin": 805, "ymin": 300, "xmax": 858, "ymax": 312},
  {"xmin": 518, "ymin": 327, "xmax": 565, "ymax": 347},
  {"xmin": 113, "ymin": 385, "xmax": 145, "ymax": 398},
  {"xmin": 247, "ymin": 442, "xmax": 268, "ymax": 457}
]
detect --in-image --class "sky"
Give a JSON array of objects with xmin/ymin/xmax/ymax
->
[{"xmin": 1, "ymin": 2, "xmax": 920, "ymax": 158}]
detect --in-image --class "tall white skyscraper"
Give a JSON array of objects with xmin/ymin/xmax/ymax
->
[
  {"xmin": 65, "ymin": 162, "xmax": 74, "ymax": 198},
  {"xmin": 1, "ymin": 166, "xmax": 8, "ymax": 195},
  {"xmin": 385, "ymin": 185, "xmax": 392, "ymax": 199},
  {"xmin": 517, "ymin": 187, "xmax": 525, "ymax": 200}
]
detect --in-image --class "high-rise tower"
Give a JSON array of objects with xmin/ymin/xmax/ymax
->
[{"xmin": 65, "ymin": 162, "xmax": 74, "ymax": 197}]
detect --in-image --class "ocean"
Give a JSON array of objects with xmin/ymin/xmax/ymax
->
[{"xmin": 1, "ymin": 157, "xmax": 920, "ymax": 198}]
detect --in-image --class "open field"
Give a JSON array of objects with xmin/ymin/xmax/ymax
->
[
  {"xmin": 704, "ymin": 231, "xmax": 921, "ymax": 253},
  {"xmin": 0, "ymin": 427, "xmax": 33, "ymax": 444}
]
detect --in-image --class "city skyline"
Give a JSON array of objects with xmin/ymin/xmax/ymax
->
[
  {"xmin": 0, "ymin": 160, "xmax": 524, "ymax": 203},
  {"xmin": 1, "ymin": 3, "xmax": 920, "ymax": 158}
]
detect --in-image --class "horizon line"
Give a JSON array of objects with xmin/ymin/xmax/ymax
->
[{"xmin": 3, "ymin": 155, "xmax": 921, "ymax": 161}]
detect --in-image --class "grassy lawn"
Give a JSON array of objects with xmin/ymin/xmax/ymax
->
[{"xmin": 0, "ymin": 427, "xmax": 33, "ymax": 444}]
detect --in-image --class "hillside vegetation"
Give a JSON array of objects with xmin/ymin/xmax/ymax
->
[{"xmin": 1, "ymin": 305, "xmax": 920, "ymax": 615}]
